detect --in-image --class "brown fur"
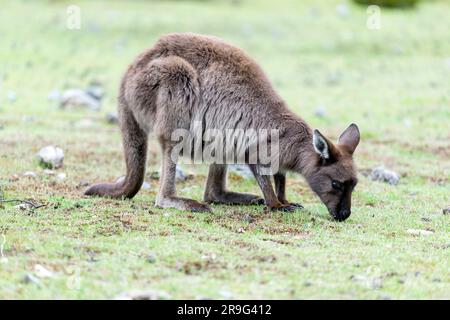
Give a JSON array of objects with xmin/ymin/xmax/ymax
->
[{"xmin": 85, "ymin": 33, "xmax": 360, "ymax": 221}]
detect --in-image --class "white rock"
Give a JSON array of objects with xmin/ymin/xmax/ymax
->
[
  {"xmin": 73, "ymin": 118, "xmax": 96, "ymax": 129},
  {"xmin": 115, "ymin": 289, "xmax": 170, "ymax": 300},
  {"xmin": 314, "ymin": 105, "xmax": 327, "ymax": 118},
  {"xmin": 57, "ymin": 173, "xmax": 66, "ymax": 181},
  {"xmin": 60, "ymin": 89, "xmax": 100, "ymax": 111},
  {"xmin": 37, "ymin": 146, "xmax": 64, "ymax": 169},
  {"xmin": 85, "ymin": 85, "xmax": 104, "ymax": 101},
  {"xmin": 105, "ymin": 112, "xmax": 119, "ymax": 124},
  {"xmin": 14, "ymin": 203, "xmax": 33, "ymax": 211},
  {"xmin": 370, "ymin": 166, "xmax": 400, "ymax": 185},
  {"xmin": 23, "ymin": 273, "xmax": 42, "ymax": 286},
  {"xmin": 142, "ymin": 181, "xmax": 151, "ymax": 190},
  {"xmin": 7, "ymin": 91, "xmax": 17, "ymax": 103},
  {"xmin": 336, "ymin": 3, "xmax": 350, "ymax": 18},
  {"xmin": 175, "ymin": 165, "xmax": 187, "ymax": 181},
  {"xmin": 407, "ymin": 229, "xmax": 434, "ymax": 236},
  {"xmin": 34, "ymin": 264, "xmax": 54, "ymax": 278},
  {"xmin": 23, "ymin": 171, "xmax": 37, "ymax": 178},
  {"xmin": 47, "ymin": 90, "xmax": 61, "ymax": 101},
  {"xmin": 229, "ymin": 164, "xmax": 253, "ymax": 179}
]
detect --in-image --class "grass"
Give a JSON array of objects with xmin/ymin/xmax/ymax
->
[{"xmin": 0, "ymin": 0, "xmax": 449, "ymax": 299}]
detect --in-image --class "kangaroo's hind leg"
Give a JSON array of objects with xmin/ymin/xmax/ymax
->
[
  {"xmin": 203, "ymin": 164, "xmax": 264, "ymax": 205},
  {"xmin": 85, "ymin": 99, "xmax": 147, "ymax": 199},
  {"xmin": 152, "ymin": 55, "xmax": 211, "ymax": 212}
]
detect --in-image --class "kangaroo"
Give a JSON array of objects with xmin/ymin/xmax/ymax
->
[{"xmin": 85, "ymin": 33, "xmax": 360, "ymax": 221}]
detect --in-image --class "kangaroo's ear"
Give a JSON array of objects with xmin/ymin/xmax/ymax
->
[
  {"xmin": 313, "ymin": 129, "xmax": 332, "ymax": 160},
  {"xmin": 338, "ymin": 123, "xmax": 360, "ymax": 154}
]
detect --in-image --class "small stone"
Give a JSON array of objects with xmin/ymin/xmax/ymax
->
[
  {"xmin": 175, "ymin": 166, "xmax": 187, "ymax": 181},
  {"xmin": 442, "ymin": 207, "xmax": 450, "ymax": 215},
  {"xmin": 229, "ymin": 164, "xmax": 253, "ymax": 179},
  {"xmin": 34, "ymin": 264, "xmax": 54, "ymax": 278},
  {"xmin": 78, "ymin": 180, "xmax": 90, "ymax": 187},
  {"xmin": 336, "ymin": 3, "xmax": 350, "ymax": 17},
  {"xmin": 14, "ymin": 203, "xmax": 32, "ymax": 211},
  {"xmin": 243, "ymin": 214, "xmax": 254, "ymax": 223},
  {"xmin": 60, "ymin": 88, "xmax": 101, "ymax": 111},
  {"xmin": 85, "ymin": 84, "xmax": 104, "ymax": 101},
  {"xmin": 115, "ymin": 289, "xmax": 170, "ymax": 300},
  {"xmin": 22, "ymin": 273, "xmax": 41, "ymax": 286},
  {"xmin": 370, "ymin": 166, "xmax": 400, "ymax": 185},
  {"xmin": 407, "ymin": 229, "xmax": 434, "ymax": 236},
  {"xmin": 218, "ymin": 290, "xmax": 234, "ymax": 299},
  {"xmin": 56, "ymin": 173, "xmax": 66, "ymax": 181},
  {"xmin": 314, "ymin": 105, "xmax": 326, "ymax": 118},
  {"xmin": 22, "ymin": 115, "xmax": 36, "ymax": 123},
  {"xmin": 73, "ymin": 118, "xmax": 96, "ymax": 129},
  {"xmin": 237, "ymin": 227, "xmax": 245, "ymax": 233},
  {"xmin": 43, "ymin": 169, "xmax": 55, "ymax": 175},
  {"xmin": 105, "ymin": 112, "xmax": 119, "ymax": 124},
  {"xmin": 7, "ymin": 91, "xmax": 17, "ymax": 103},
  {"xmin": 47, "ymin": 90, "xmax": 61, "ymax": 101},
  {"xmin": 23, "ymin": 171, "xmax": 37, "ymax": 178},
  {"xmin": 146, "ymin": 254, "xmax": 157, "ymax": 264},
  {"xmin": 36, "ymin": 146, "xmax": 64, "ymax": 169}
]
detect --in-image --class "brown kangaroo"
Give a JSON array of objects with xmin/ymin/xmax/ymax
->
[{"xmin": 85, "ymin": 33, "xmax": 360, "ymax": 221}]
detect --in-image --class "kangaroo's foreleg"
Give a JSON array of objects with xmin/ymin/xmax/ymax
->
[
  {"xmin": 156, "ymin": 142, "xmax": 211, "ymax": 212},
  {"xmin": 249, "ymin": 165, "xmax": 298, "ymax": 212},
  {"xmin": 203, "ymin": 164, "xmax": 264, "ymax": 205},
  {"xmin": 273, "ymin": 172, "xmax": 303, "ymax": 209},
  {"xmin": 85, "ymin": 103, "xmax": 147, "ymax": 199}
]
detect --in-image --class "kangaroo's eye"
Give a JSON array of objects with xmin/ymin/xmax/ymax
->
[{"xmin": 331, "ymin": 180, "xmax": 344, "ymax": 191}]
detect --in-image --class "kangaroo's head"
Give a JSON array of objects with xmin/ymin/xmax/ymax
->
[{"xmin": 307, "ymin": 124, "xmax": 360, "ymax": 222}]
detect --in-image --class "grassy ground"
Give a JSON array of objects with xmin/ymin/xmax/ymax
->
[{"xmin": 0, "ymin": 0, "xmax": 449, "ymax": 299}]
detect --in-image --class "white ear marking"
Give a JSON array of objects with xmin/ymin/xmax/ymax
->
[{"xmin": 313, "ymin": 130, "xmax": 329, "ymax": 159}]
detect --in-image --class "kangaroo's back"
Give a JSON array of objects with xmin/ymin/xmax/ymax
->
[{"xmin": 121, "ymin": 33, "xmax": 289, "ymax": 133}]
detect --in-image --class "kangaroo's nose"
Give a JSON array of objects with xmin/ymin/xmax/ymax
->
[{"xmin": 335, "ymin": 209, "xmax": 350, "ymax": 222}]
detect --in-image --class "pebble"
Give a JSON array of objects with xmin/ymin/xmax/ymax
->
[
  {"xmin": 22, "ymin": 273, "xmax": 42, "ymax": 286},
  {"xmin": 443, "ymin": 207, "xmax": 450, "ymax": 215},
  {"xmin": 407, "ymin": 229, "xmax": 434, "ymax": 236},
  {"xmin": 229, "ymin": 164, "xmax": 253, "ymax": 179},
  {"xmin": 60, "ymin": 88, "xmax": 101, "ymax": 111},
  {"xmin": 146, "ymin": 254, "xmax": 157, "ymax": 264},
  {"xmin": 105, "ymin": 112, "xmax": 119, "ymax": 124},
  {"xmin": 370, "ymin": 166, "xmax": 400, "ymax": 185},
  {"xmin": 115, "ymin": 289, "xmax": 170, "ymax": 300},
  {"xmin": 56, "ymin": 173, "xmax": 66, "ymax": 181},
  {"xmin": 34, "ymin": 264, "xmax": 54, "ymax": 278},
  {"xmin": 23, "ymin": 171, "xmax": 37, "ymax": 178},
  {"xmin": 36, "ymin": 146, "xmax": 64, "ymax": 169},
  {"xmin": 314, "ymin": 105, "xmax": 327, "ymax": 118},
  {"xmin": 176, "ymin": 166, "xmax": 187, "ymax": 181}
]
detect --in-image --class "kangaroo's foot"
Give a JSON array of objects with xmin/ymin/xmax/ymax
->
[
  {"xmin": 204, "ymin": 191, "xmax": 264, "ymax": 205},
  {"xmin": 156, "ymin": 196, "xmax": 212, "ymax": 213}
]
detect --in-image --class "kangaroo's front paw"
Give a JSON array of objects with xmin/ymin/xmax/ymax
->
[
  {"xmin": 267, "ymin": 203, "xmax": 300, "ymax": 212},
  {"xmin": 285, "ymin": 202, "xmax": 304, "ymax": 209},
  {"xmin": 188, "ymin": 201, "xmax": 212, "ymax": 213}
]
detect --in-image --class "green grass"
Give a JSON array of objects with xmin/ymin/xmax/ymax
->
[{"xmin": 0, "ymin": 0, "xmax": 449, "ymax": 299}]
